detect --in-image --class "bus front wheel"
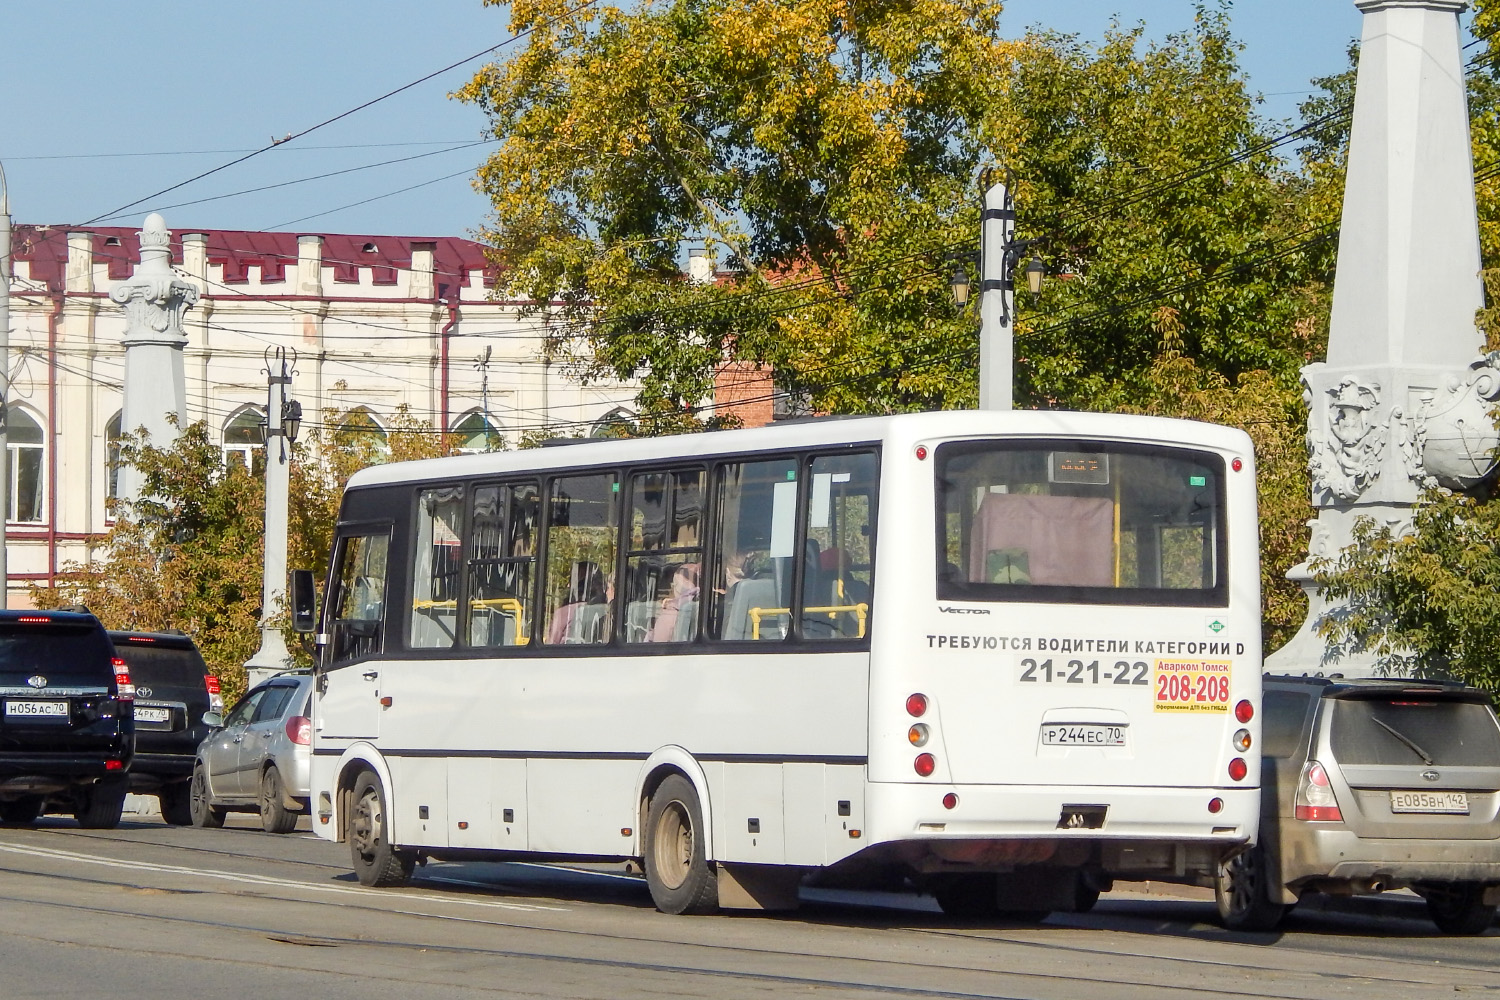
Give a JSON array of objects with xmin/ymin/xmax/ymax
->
[
  {"xmin": 644, "ymin": 774, "xmax": 718, "ymax": 915},
  {"xmin": 349, "ymin": 770, "xmax": 414, "ymax": 887}
]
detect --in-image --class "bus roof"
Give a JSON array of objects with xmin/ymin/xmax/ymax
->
[{"xmin": 345, "ymin": 409, "xmax": 1253, "ymax": 490}]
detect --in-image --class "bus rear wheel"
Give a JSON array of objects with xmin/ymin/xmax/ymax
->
[
  {"xmin": 349, "ymin": 770, "xmax": 414, "ymax": 887},
  {"xmin": 644, "ymin": 774, "xmax": 718, "ymax": 915}
]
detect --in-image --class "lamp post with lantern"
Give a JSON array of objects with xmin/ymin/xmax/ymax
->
[
  {"xmin": 948, "ymin": 175, "xmax": 1045, "ymax": 411},
  {"xmin": 244, "ymin": 346, "xmax": 302, "ymax": 687}
]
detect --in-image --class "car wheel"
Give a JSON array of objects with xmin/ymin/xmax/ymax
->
[
  {"xmin": 643, "ymin": 774, "xmax": 718, "ymax": 914},
  {"xmin": 189, "ymin": 761, "xmax": 226, "ymax": 829},
  {"xmin": 1214, "ymin": 844, "xmax": 1286, "ymax": 931},
  {"xmin": 158, "ymin": 781, "xmax": 193, "ymax": 826},
  {"xmin": 349, "ymin": 770, "xmax": 413, "ymax": 887},
  {"xmin": 1425, "ymin": 882, "xmax": 1496, "ymax": 935},
  {"xmin": 259, "ymin": 766, "xmax": 299, "ymax": 834},
  {"xmin": 0, "ymin": 795, "xmax": 44, "ymax": 825},
  {"xmin": 75, "ymin": 777, "xmax": 127, "ymax": 830}
]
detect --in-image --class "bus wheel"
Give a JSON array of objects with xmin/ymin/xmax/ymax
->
[
  {"xmin": 933, "ymin": 874, "xmax": 999, "ymax": 919},
  {"xmin": 1214, "ymin": 844, "xmax": 1285, "ymax": 931},
  {"xmin": 349, "ymin": 770, "xmax": 414, "ymax": 887},
  {"xmin": 644, "ymin": 774, "xmax": 718, "ymax": 914}
]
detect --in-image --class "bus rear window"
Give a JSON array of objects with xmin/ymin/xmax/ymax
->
[{"xmin": 935, "ymin": 440, "xmax": 1227, "ymax": 606}]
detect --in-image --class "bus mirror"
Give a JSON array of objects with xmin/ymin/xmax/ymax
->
[{"xmin": 290, "ymin": 569, "xmax": 317, "ymax": 633}]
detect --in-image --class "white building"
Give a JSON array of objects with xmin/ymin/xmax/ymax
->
[{"xmin": 4, "ymin": 223, "xmax": 637, "ymax": 607}]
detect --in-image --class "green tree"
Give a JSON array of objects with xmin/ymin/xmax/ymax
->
[{"xmin": 31, "ymin": 422, "xmax": 266, "ymax": 702}]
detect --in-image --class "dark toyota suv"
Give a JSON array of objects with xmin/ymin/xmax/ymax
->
[
  {"xmin": 110, "ymin": 631, "xmax": 221, "ymax": 825},
  {"xmin": 0, "ymin": 609, "xmax": 135, "ymax": 828}
]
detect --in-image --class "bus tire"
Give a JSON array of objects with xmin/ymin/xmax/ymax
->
[
  {"xmin": 644, "ymin": 774, "xmax": 718, "ymax": 915},
  {"xmin": 349, "ymin": 770, "xmax": 414, "ymax": 887},
  {"xmin": 1214, "ymin": 844, "xmax": 1285, "ymax": 931},
  {"xmin": 933, "ymin": 874, "xmax": 999, "ymax": 919}
]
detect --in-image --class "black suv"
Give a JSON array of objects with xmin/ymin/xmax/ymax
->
[
  {"xmin": 109, "ymin": 630, "xmax": 221, "ymax": 825},
  {"xmin": 0, "ymin": 609, "xmax": 134, "ymax": 828}
]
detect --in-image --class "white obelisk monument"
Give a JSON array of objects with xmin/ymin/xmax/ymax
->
[{"xmin": 1267, "ymin": 0, "xmax": 1500, "ymax": 675}]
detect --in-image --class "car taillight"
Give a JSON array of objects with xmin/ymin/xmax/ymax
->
[
  {"xmin": 286, "ymin": 715, "xmax": 311, "ymax": 746},
  {"xmin": 204, "ymin": 674, "xmax": 224, "ymax": 713},
  {"xmin": 1294, "ymin": 760, "xmax": 1343, "ymax": 822},
  {"xmin": 112, "ymin": 657, "xmax": 134, "ymax": 701}
]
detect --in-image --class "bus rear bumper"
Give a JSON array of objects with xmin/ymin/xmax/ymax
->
[{"xmin": 859, "ymin": 781, "xmax": 1257, "ymax": 876}]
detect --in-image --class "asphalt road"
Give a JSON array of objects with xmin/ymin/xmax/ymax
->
[{"xmin": 0, "ymin": 814, "xmax": 1495, "ymax": 1000}]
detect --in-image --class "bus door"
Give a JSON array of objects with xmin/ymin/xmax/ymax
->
[{"xmin": 317, "ymin": 529, "xmax": 391, "ymax": 741}]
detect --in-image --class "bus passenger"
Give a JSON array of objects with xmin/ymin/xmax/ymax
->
[
  {"xmin": 547, "ymin": 561, "xmax": 608, "ymax": 644},
  {"xmin": 650, "ymin": 563, "xmax": 699, "ymax": 642}
]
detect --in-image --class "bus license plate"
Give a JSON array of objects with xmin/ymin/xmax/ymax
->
[
  {"xmin": 1390, "ymin": 790, "xmax": 1469, "ymax": 814},
  {"xmin": 6, "ymin": 700, "xmax": 68, "ymax": 720},
  {"xmin": 135, "ymin": 706, "xmax": 170, "ymax": 724},
  {"xmin": 1042, "ymin": 724, "xmax": 1126, "ymax": 747}
]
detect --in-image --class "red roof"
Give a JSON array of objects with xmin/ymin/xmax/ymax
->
[{"xmin": 11, "ymin": 225, "xmax": 495, "ymax": 298}]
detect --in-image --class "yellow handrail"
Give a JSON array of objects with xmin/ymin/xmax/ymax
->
[
  {"xmin": 413, "ymin": 597, "xmax": 530, "ymax": 644},
  {"xmin": 749, "ymin": 604, "xmax": 868, "ymax": 640}
]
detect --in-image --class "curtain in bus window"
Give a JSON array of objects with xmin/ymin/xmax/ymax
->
[
  {"xmin": 800, "ymin": 452, "xmax": 876, "ymax": 640},
  {"xmin": 467, "ymin": 483, "xmax": 539, "ymax": 648},
  {"xmin": 709, "ymin": 457, "xmax": 797, "ymax": 641},
  {"xmin": 330, "ymin": 533, "xmax": 389, "ymax": 664},
  {"xmin": 624, "ymin": 470, "xmax": 705, "ymax": 644},
  {"xmin": 967, "ymin": 494, "xmax": 1113, "ymax": 586},
  {"xmin": 542, "ymin": 473, "xmax": 619, "ymax": 645},
  {"xmin": 410, "ymin": 487, "xmax": 464, "ymax": 649}
]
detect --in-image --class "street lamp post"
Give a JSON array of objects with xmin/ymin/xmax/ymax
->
[
  {"xmin": 951, "ymin": 176, "xmax": 1046, "ymax": 411},
  {"xmin": 244, "ymin": 346, "xmax": 301, "ymax": 688}
]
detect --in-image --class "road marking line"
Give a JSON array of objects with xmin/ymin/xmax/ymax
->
[{"xmin": 0, "ymin": 842, "xmax": 567, "ymax": 913}]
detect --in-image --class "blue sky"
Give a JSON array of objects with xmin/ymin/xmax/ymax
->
[{"xmin": 0, "ymin": 1, "xmax": 1408, "ymax": 240}]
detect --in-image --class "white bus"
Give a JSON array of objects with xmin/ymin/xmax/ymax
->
[{"xmin": 298, "ymin": 409, "xmax": 1262, "ymax": 917}]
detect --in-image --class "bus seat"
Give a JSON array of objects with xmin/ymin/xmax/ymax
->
[
  {"xmin": 625, "ymin": 600, "xmax": 656, "ymax": 643},
  {"xmin": 725, "ymin": 578, "xmax": 781, "ymax": 640},
  {"xmin": 567, "ymin": 603, "xmax": 608, "ymax": 644},
  {"xmin": 672, "ymin": 598, "xmax": 698, "ymax": 642},
  {"xmin": 968, "ymin": 493, "xmax": 1114, "ymax": 587}
]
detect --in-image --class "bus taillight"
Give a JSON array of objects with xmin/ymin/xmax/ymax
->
[
  {"xmin": 908, "ymin": 724, "xmax": 929, "ymax": 746},
  {"xmin": 942, "ymin": 793, "xmax": 958, "ymax": 810},
  {"xmin": 1234, "ymin": 700, "xmax": 1254, "ymax": 723},
  {"xmin": 906, "ymin": 693, "xmax": 928, "ymax": 717},
  {"xmin": 1227, "ymin": 757, "xmax": 1248, "ymax": 781},
  {"xmin": 1208, "ymin": 797, "xmax": 1224, "ymax": 813},
  {"xmin": 1233, "ymin": 729, "xmax": 1252, "ymax": 751},
  {"xmin": 914, "ymin": 753, "xmax": 936, "ymax": 777}
]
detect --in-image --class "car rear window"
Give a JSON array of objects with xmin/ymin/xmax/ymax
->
[
  {"xmin": 112, "ymin": 644, "xmax": 207, "ymax": 686},
  {"xmin": 1329, "ymin": 698, "xmax": 1500, "ymax": 766},
  {"xmin": 0, "ymin": 624, "xmax": 113, "ymax": 681},
  {"xmin": 1262, "ymin": 690, "xmax": 1314, "ymax": 758}
]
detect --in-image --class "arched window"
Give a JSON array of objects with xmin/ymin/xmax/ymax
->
[
  {"xmin": 222, "ymin": 405, "xmax": 266, "ymax": 474},
  {"xmin": 452, "ymin": 410, "xmax": 501, "ymax": 454},
  {"xmin": 590, "ymin": 406, "xmax": 637, "ymax": 439},
  {"xmin": 106, "ymin": 411, "xmax": 122, "ymax": 502},
  {"xmin": 335, "ymin": 407, "xmax": 390, "ymax": 461},
  {"xmin": 6, "ymin": 406, "xmax": 44, "ymax": 523}
]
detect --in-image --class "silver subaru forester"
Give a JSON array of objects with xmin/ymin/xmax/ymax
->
[{"xmin": 1216, "ymin": 674, "xmax": 1500, "ymax": 934}]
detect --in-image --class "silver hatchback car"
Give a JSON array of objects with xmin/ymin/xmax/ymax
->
[
  {"xmin": 1216, "ymin": 675, "xmax": 1500, "ymax": 934},
  {"xmin": 189, "ymin": 672, "xmax": 313, "ymax": 834}
]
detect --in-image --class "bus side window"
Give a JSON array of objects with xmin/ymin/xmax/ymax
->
[
  {"xmin": 410, "ymin": 486, "xmax": 464, "ymax": 649},
  {"xmin": 467, "ymin": 483, "xmax": 540, "ymax": 648},
  {"xmin": 800, "ymin": 452, "xmax": 877, "ymax": 640},
  {"xmin": 541, "ymin": 473, "xmax": 619, "ymax": 646},
  {"xmin": 328, "ymin": 532, "xmax": 390, "ymax": 666},
  {"xmin": 623, "ymin": 469, "xmax": 704, "ymax": 644},
  {"xmin": 709, "ymin": 457, "xmax": 796, "ymax": 641}
]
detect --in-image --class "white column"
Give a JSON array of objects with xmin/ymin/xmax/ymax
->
[{"xmin": 109, "ymin": 214, "xmax": 197, "ymax": 506}]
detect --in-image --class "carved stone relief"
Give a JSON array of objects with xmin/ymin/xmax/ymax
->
[{"xmin": 1307, "ymin": 375, "xmax": 1387, "ymax": 502}]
